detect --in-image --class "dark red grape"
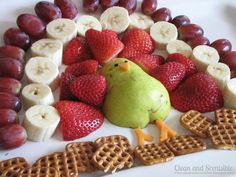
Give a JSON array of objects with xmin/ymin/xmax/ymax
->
[
  {"xmin": 210, "ymin": 39, "xmax": 232, "ymax": 54},
  {"xmin": 17, "ymin": 14, "xmax": 46, "ymax": 39},
  {"xmin": 0, "ymin": 92, "xmax": 22, "ymax": 112},
  {"xmin": 178, "ymin": 24, "xmax": 204, "ymax": 41},
  {"xmin": 83, "ymin": 0, "xmax": 99, "ymax": 12},
  {"xmin": 187, "ymin": 36, "xmax": 210, "ymax": 48},
  {"xmin": 35, "ymin": 1, "xmax": 62, "ymax": 23},
  {"xmin": 0, "ymin": 109, "xmax": 17, "ymax": 127},
  {"xmin": 55, "ymin": 0, "xmax": 78, "ymax": 19},
  {"xmin": 220, "ymin": 51, "xmax": 236, "ymax": 78},
  {"xmin": 172, "ymin": 15, "xmax": 190, "ymax": 28},
  {"xmin": 0, "ymin": 45, "xmax": 25, "ymax": 63},
  {"xmin": 0, "ymin": 124, "xmax": 27, "ymax": 149},
  {"xmin": 152, "ymin": 7, "xmax": 172, "ymax": 22},
  {"xmin": 0, "ymin": 58, "xmax": 23, "ymax": 80},
  {"xmin": 118, "ymin": 0, "xmax": 137, "ymax": 15},
  {"xmin": 0, "ymin": 77, "xmax": 22, "ymax": 96},
  {"xmin": 141, "ymin": 0, "xmax": 158, "ymax": 16},
  {"xmin": 3, "ymin": 28, "xmax": 31, "ymax": 50},
  {"xmin": 100, "ymin": 0, "xmax": 119, "ymax": 10}
]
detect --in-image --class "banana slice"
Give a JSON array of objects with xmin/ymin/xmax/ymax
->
[
  {"xmin": 22, "ymin": 83, "xmax": 54, "ymax": 110},
  {"xmin": 25, "ymin": 57, "xmax": 59, "ymax": 90},
  {"xmin": 150, "ymin": 21, "xmax": 178, "ymax": 50},
  {"xmin": 191, "ymin": 45, "xmax": 220, "ymax": 72},
  {"xmin": 100, "ymin": 6, "xmax": 130, "ymax": 34},
  {"xmin": 206, "ymin": 62, "xmax": 231, "ymax": 90},
  {"xmin": 46, "ymin": 18, "xmax": 77, "ymax": 45},
  {"xmin": 31, "ymin": 38, "xmax": 63, "ymax": 67},
  {"xmin": 224, "ymin": 79, "xmax": 236, "ymax": 108},
  {"xmin": 129, "ymin": 12, "xmax": 154, "ymax": 31},
  {"xmin": 23, "ymin": 105, "xmax": 60, "ymax": 142},
  {"xmin": 76, "ymin": 15, "xmax": 102, "ymax": 37},
  {"xmin": 166, "ymin": 40, "xmax": 192, "ymax": 58}
]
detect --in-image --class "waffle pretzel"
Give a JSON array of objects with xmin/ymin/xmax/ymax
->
[
  {"xmin": 33, "ymin": 151, "xmax": 78, "ymax": 177},
  {"xmin": 92, "ymin": 143, "xmax": 134, "ymax": 173},
  {"xmin": 134, "ymin": 143, "xmax": 175, "ymax": 165},
  {"xmin": 18, "ymin": 167, "xmax": 59, "ymax": 177},
  {"xmin": 165, "ymin": 135, "xmax": 207, "ymax": 155},
  {"xmin": 215, "ymin": 108, "xmax": 236, "ymax": 125},
  {"xmin": 207, "ymin": 124, "xmax": 236, "ymax": 150},
  {"xmin": 66, "ymin": 141, "xmax": 97, "ymax": 172},
  {"xmin": 0, "ymin": 164, "xmax": 26, "ymax": 177},
  {"xmin": 180, "ymin": 110, "xmax": 214, "ymax": 138}
]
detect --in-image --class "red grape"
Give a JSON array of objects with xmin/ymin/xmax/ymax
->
[
  {"xmin": 210, "ymin": 39, "xmax": 232, "ymax": 54},
  {"xmin": 187, "ymin": 36, "xmax": 210, "ymax": 48},
  {"xmin": 100, "ymin": 0, "xmax": 119, "ymax": 10},
  {"xmin": 118, "ymin": 0, "xmax": 137, "ymax": 15},
  {"xmin": 0, "ymin": 124, "xmax": 27, "ymax": 149},
  {"xmin": 0, "ymin": 77, "xmax": 22, "ymax": 96},
  {"xmin": 83, "ymin": 0, "xmax": 99, "ymax": 12},
  {"xmin": 172, "ymin": 15, "xmax": 190, "ymax": 28},
  {"xmin": 17, "ymin": 14, "xmax": 46, "ymax": 39},
  {"xmin": 0, "ymin": 58, "xmax": 23, "ymax": 80},
  {"xmin": 55, "ymin": 0, "xmax": 78, "ymax": 19},
  {"xmin": 141, "ymin": 0, "xmax": 158, "ymax": 16},
  {"xmin": 152, "ymin": 7, "xmax": 172, "ymax": 22},
  {"xmin": 178, "ymin": 24, "xmax": 204, "ymax": 41},
  {"xmin": 0, "ymin": 45, "xmax": 25, "ymax": 63},
  {"xmin": 3, "ymin": 28, "xmax": 31, "ymax": 50},
  {"xmin": 220, "ymin": 51, "xmax": 236, "ymax": 78},
  {"xmin": 0, "ymin": 109, "xmax": 17, "ymax": 127},
  {"xmin": 0, "ymin": 92, "xmax": 22, "ymax": 112},
  {"xmin": 35, "ymin": 1, "xmax": 62, "ymax": 23}
]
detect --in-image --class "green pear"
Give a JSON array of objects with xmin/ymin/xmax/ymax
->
[{"xmin": 100, "ymin": 58, "xmax": 171, "ymax": 129}]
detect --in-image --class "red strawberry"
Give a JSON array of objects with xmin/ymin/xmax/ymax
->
[
  {"xmin": 86, "ymin": 29, "xmax": 124, "ymax": 65},
  {"xmin": 63, "ymin": 36, "xmax": 93, "ymax": 65},
  {"xmin": 171, "ymin": 73, "xmax": 223, "ymax": 113},
  {"xmin": 59, "ymin": 72, "xmax": 77, "ymax": 100},
  {"xmin": 119, "ymin": 28, "xmax": 155, "ymax": 58},
  {"xmin": 129, "ymin": 54, "xmax": 165, "ymax": 73},
  {"xmin": 70, "ymin": 74, "xmax": 107, "ymax": 107},
  {"xmin": 166, "ymin": 53, "xmax": 198, "ymax": 77},
  {"xmin": 65, "ymin": 59, "xmax": 99, "ymax": 77},
  {"xmin": 150, "ymin": 62, "xmax": 186, "ymax": 92},
  {"xmin": 55, "ymin": 101, "xmax": 104, "ymax": 140}
]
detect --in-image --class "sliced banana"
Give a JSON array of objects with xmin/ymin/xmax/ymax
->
[
  {"xmin": 206, "ymin": 62, "xmax": 231, "ymax": 90},
  {"xmin": 46, "ymin": 18, "xmax": 77, "ymax": 45},
  {"xmin": 191, "ymin": 45, "xmax": 220, "ymax": 72},
  {"xmin": 25, "ymin": 57, "xmax": 59, "ymax": 90},
  {"xmin": 76, "ymin": 15, "xmax": 102, "ymax": 37},
  {"xmin": 30, "ymin": 38, "xmax": 63, "ymax": 67},
  {"xmin": 150, "ymin": 21, "xmax": 178, "ymax": 50},
  {"xmin": 100, "ymin": 6, "xmax": 130, "ymax": 34},
  {"xmin": 224, "ymin": 78, "xmax": 236, "ymax": 108},
  {"xmin": 22, "ymin": 83, "xmax": 54, "ymax": 110},
  {"xmin": 166, "ymin": 40, "xmax": 192, "ymax": 58},
  {"xmin": 23, "ymin": 105, "xmax": 60, "ymax": 142},
  {"xmin": 129, "ymin": 12, "xmax": 154, "ymax": 31}
]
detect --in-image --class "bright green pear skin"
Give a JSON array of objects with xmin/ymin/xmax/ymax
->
[{"xmin": 100, "ymin": 58, "xmax": 171, "ymax": 129}]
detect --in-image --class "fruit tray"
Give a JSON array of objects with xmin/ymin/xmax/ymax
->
[{"xmin": 1, "ymin": 0, "xmax": 236, "ymax": 177}]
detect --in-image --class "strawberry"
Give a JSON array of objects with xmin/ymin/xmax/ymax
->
[
  {"xmin": 119, "ymin": 28, "xmax": 155, "ymax": 58},
  {"xmin": 171, "ymin": 73, "xmax": 223, "ymax": 113},
  {"xmin": 70, "ymin": 74, "xmax": 107, "ymax": 107},
  {"xmin": 55, "ymin": 101, "xmax": 104, "ymax": 140},
  {"xmin": 150, "ymin": 62, "xmax": 186, "ymax": 92},
  {"xmin": 59, "ymin": 72, "xmax": 77, "ymax": 100},
  {"xmin": 86, "ymin": 29, "xmax": 124, "ymax": 65},
  {"xmin": 63, "ymin": 36, "xmax": 93, "ymax": 65},
  {"xmin": 166, "ymin": 53, "xmax": 198, "ymax": 77},
  {"xmin": 129, "ymin": 54, "xmax": 165, "ymax": 73},
  {"xmin": 65, "ymin": 59, "xmax": 99, "ymax": 77}
]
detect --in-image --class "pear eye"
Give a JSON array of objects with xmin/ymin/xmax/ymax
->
[
  {"xmin": 124, "ymin": 60, "xmax": 128, "ymax": 63},
  {"xmin": 114, "ymin": 64, "xmax": 119, "ymax": 67}
]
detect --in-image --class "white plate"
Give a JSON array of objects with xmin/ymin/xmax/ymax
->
[{"xmin": 1, "ymin": 0, "xmax": 236, "ymax": 177}]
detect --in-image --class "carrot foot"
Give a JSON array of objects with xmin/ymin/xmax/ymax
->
[
  {"xmin": 135, "ymin": 128, "xmax": 153, "ymax": 146},
  {"xmin": 155, "ymin": 120, "xmax": 177, "ymax": 143}
]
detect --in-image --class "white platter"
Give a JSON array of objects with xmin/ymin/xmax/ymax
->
[{"xmin": 1, "ymin": 0, "xmax": 236, "ymax": 177}]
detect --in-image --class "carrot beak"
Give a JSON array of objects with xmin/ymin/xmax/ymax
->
[{"xmin": 119, "ymin": 62, "xmax": 130, "ymax": 72}]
